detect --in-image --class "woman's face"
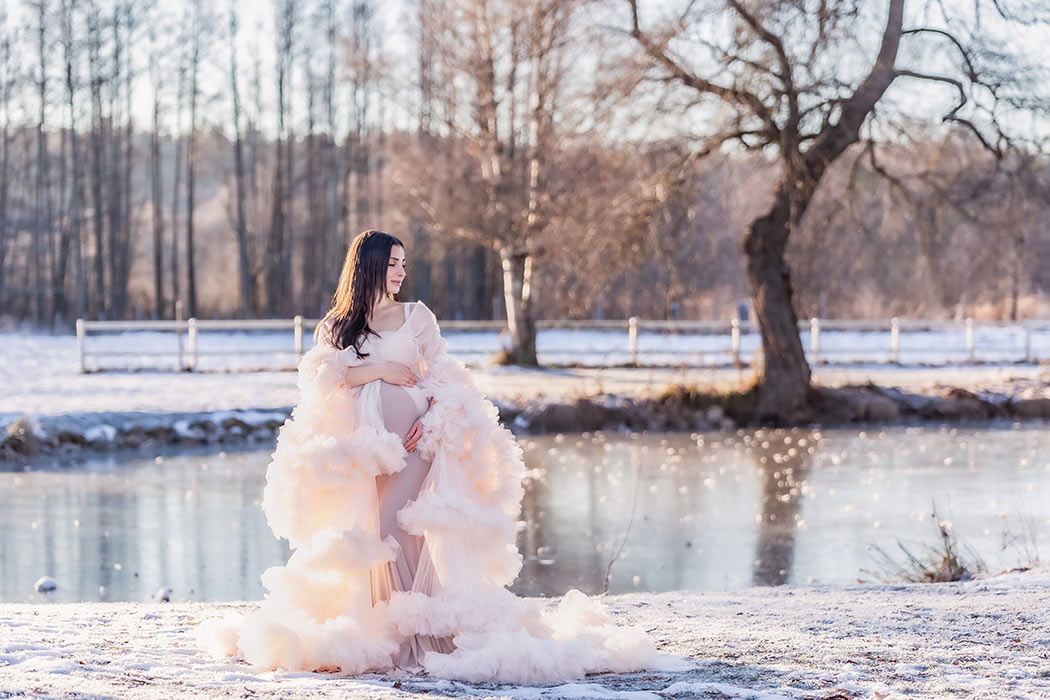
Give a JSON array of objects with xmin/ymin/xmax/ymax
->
[{"xmin": 386, "ymin": 245, "xmax": 406, "ymax": 296}]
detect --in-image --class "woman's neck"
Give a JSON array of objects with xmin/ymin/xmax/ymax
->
[{"xmin": 371, "ymin": 295, "xmax": 398, "ymax": 313}]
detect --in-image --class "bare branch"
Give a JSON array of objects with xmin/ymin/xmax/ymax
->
[
  {"xmin": 726, "ymin": 0, "xmax": 798, "ymax": 130},
  {"xmin": 901, "ymin": 28, "xmax": 979, "ymax": 82},
  {"xmin": 625, "ymin": 0, "xmax": 779, "ymax": 137},
  {"xmin": 806, "ymin": 0, "xmax": 905, "ymax": 173},
  {"xmin": 893, "ymin": 68, "xmax": 1001, "ymax": 156}
]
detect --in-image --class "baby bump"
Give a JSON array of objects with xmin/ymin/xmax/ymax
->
[{"xmin": 378, "ymin": 382, "xmax": 428, "ymax": 437}]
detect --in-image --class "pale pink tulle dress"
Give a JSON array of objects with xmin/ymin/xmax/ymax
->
[{"xmin": 197, "ymin": 300, "xmax": 682, "ymax": 682}]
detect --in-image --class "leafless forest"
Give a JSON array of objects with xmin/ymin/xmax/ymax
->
[{"xmin": 2, "ymin": 1, "xmax": 1050, "ymax": 403}]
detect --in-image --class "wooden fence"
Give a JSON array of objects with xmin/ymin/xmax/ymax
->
[{"xmin": 74, "ymin": 316, "xmax": 1050, "ymax": 372}]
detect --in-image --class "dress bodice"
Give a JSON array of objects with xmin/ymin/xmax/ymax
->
[
  {"xmin": 358, "ymin": 303, "xmax": 418, "ymax": 367},
  {"xmin": 357, "ymin": 303, "xmax": 428, "ymax": 414}
]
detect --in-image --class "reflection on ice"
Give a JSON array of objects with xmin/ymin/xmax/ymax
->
[{"xmin": 1, "ymin": 425, "xmax": 1049, "ymax": 602}]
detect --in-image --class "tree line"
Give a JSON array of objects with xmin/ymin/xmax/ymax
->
[{"xmin": 1, "ymin": 0, "xmax": 1049, "ymax": 420}]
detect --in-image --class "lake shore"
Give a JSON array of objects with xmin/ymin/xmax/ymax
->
[
  {"xmin": 2, "ymin": 567, "xmax": 1047, "ymax": 699},
  {"xmin": 2, "ymin": 363, "xmax": 1049, "ymax": 462}
]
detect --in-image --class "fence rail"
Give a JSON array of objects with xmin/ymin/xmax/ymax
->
[{"xmin": 74, "ymin": 316, "xmax": 1050, "ymax": 372}]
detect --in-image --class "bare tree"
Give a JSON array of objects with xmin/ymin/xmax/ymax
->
[
  {"xmin": 0, "ymin": 6, "xmax": 13, "ymax": 313},
  {"xmin": 268, "ymin": 0, "xmax": 297, "ymax": 317},
  {"xmin": 170, "ymin": 8, "xmax": 188, "ymax": 316},
  {"xmin": 106, "ymin": 0, "xmax": 134, "ymax": 319},
  {"xmin": 625, "ymin": 0, "xmax": 1050, "ymax": 420},
  {"xmin": 31, "ymin": 0, "xmax": 51, "ymax": 324},
  {"xmin": 406, "ymin": 0, "xmax": 577, "ymax": 364},
  {"xmin": 321, "ymin": 0, "xmax": 341, "ymax": 314},
  {"xmin": 86, "ymin": 0, "xmax": 106, "ymax": 318},
  {"xmin": 184, "ymin": 0, "xmax": 202, "ymax": 317},
  {"xmin": 342, "ymin": 0, "xmax": 377, "ymax": 262},
  {"xmin": 147, "ymin": 11, "xmax": 164, "ymax": 318},
  {"xmin": 59, "ymin": 0, "xmax": 85, "ymax": 322},
  {"xmin": 228, "ymin": 2, "xmax": 252, "ymax": 315}
]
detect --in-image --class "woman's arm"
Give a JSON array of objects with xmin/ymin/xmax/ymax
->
[{"xmin": 341, "ymin": 362, "xmax": 417, "ymax": 389}]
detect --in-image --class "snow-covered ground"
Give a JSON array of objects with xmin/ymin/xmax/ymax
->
[
  {"xmin": 3, "ymin": 330, "xmax": 1050, "ymax": 422},
  {"xmin": 1, "ymin": 568, "xmax": 1047, "ymax": 699}
]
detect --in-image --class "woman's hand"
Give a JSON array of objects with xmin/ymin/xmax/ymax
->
[
  {"xmin": 404, "ymin": 418, "xmax": 424, "ymax": 452},
  {"xmin": 381, "ymin": 362, "xmax": 417, "ymax": 387}
]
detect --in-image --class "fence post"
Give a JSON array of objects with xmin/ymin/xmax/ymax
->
[
  {"xmin": 187, "ymin": 318, "xmax": 198, "ymax": 371},
  {"xmin": 891, "ymin": 317, "xmax": 900, "ymax": 364},
  {"xmin": 294, "ymin": 315, "xmax": 304, "ymax": 363},
  {"xmin": 810, "ymin": 318, "xmax": 821, "ymax": 364},
  {"xmin": 175, "ymin": 300, "xmax": 184, "ymax": 369},
  {"xmin": 76, "ymin": 319, "xmax": 86, "ymax": 373},
  {"xmin": 731, "ymin": 318, "xmax": 741, "ymax": 366},
  {"xmin": 965, "ymin": 318, "xmax": 975, "ymax": 362},
  {"xmin": 628, "ymin": 317, "xmax": 639, "ymax": 365}
]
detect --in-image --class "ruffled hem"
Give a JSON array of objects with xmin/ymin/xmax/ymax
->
[
  {"xmin": 199, "ymin": 610, "xmax": 400, "ymax": 675},
  {"xmin": 288, "ymin": 527, "xmax": 398, "ymax": 572},
  {"xmin": 198, "ymin": 587, "xmax": 671, "ymax": 683},
  {"xmin": 397, "ymin": 487, "xmax": 516, "ymax": 541},
  {"xmin": 406, "ymin": 589, "xmax": 666, "ymax": 684}
]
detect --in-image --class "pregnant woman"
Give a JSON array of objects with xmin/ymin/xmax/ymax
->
[{"xmin": 199, "ymin": 230, "xmax": 677, "ymax": 682}]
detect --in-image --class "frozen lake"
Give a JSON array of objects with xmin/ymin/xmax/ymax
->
[{"xmin": 1, "ymin": 425, "xmax": 1048, "ymax": 603}]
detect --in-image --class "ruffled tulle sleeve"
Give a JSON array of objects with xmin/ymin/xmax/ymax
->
[
  {"xmin": 407, "ymin": 301, "xmax": 473, "ymax": 401},
  {"xmin": 412, "ymin": 302, "xmax": 447, "ymax": 371},
  {"xmin": 403, "ymin": 301, "xmax": 526, "ymax": 547},
  {"xmin": 297, "ymin": 319, "xmax": 368, "ymax": 395},
  {"xmin": 261, "ymin": 323, "xmax": 406, "ymax": 549}
]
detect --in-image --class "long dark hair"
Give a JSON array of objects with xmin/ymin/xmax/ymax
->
[{"xmin": 315, "ymin": 229, "xmax": 404, "ymax": 357}]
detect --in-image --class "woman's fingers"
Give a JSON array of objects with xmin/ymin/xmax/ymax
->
[{"xmin": 404, "ymin": 420, "xmax": 423, "ymax": 451}]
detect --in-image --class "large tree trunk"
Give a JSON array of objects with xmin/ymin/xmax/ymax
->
[
  {"xmin": 500, "ymin": 245, "xmax": 538, "ymax": 366},
  {"xmin": 744, "ymin": 182, "xmax": 811, "ymax": 422},
  {"xmin": 744, "ymin": 1, "xmax": 904, "ymax": 423}
]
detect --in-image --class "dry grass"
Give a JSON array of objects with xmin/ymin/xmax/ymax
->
[{"xmin": 865, "ymin": 502, "xmax": 988, "ymax": 583}]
